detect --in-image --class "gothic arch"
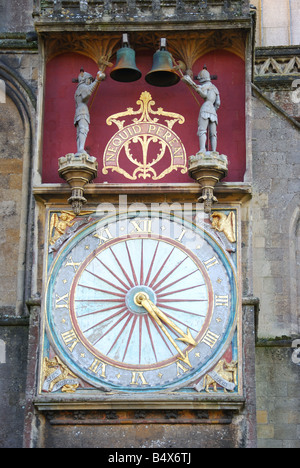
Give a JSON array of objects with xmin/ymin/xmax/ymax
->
[
  {"xmin": 289, "ymin": 205, "xmax": 300, "ymax": 335},
  {"xmin": 0, "ymin": 61, "xmax": 36, "ymax": 315}
]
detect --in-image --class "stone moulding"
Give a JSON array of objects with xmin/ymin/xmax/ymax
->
[
  {"xmin": 255, "ymin": 49, "xmax": 300, "ymax": 88},
  {"xmin": 34, "ymin": 394, "xmax": 246, "ymax": 412},
  {"xmin": 42, "ymin": 408, "xmax": 237, "ymax": 425},
  {"xmin": 32, "ymin": 182, "xmax": 252, "ymax": 206},
  {"xmin": 34, "ymin": 0, "xmax": 251, "ymax": 25}
]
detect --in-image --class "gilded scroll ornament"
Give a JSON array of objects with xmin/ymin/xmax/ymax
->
[{"xmin": 103, "ymin": 91, "xmax": 187, "ymax": 180}]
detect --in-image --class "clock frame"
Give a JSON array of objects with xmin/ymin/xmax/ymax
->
[{"xmin": 39, "ymin": 207, "xmax": 242, "ymax": 404}]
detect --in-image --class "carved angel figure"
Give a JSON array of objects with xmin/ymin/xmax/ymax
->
[
  {"xmin": 211, "ymin": 211, "xmax": 236, "ymax": 243},
  {"xmin": 49, "ymin": 211, "xmax": 77, "ymax": 246}
]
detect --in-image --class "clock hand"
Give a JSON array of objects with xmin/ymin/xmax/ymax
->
[
  {"xmin": 135, "ymin": 292, "xmax": 197, "ymax": 346},
  {"xmin": 134, "ymin": 293, "xmax": 195, "ymax": 367},
  {"xmin": 151, "ymin": 303, "xmax": 197, "ymax": 347}
]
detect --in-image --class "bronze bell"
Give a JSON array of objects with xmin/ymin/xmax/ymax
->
[
  {"xmin": 145, "ymin": 39, "xmax": 180, "ymax": 87},
  {"xmin": 110, "ymin": 34, "xmax": 142, "ymax": 83}
]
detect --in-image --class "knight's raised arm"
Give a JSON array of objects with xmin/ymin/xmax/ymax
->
[{"xmin": 181, "ymin": 74, "xmax": 208, "ymax": 99}]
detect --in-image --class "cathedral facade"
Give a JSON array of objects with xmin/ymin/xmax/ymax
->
[{"xmin": 0, "ymin": 0, "xmax": 299, "ymax": 448}]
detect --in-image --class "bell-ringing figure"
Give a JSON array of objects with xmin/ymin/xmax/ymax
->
[
  {"xmin": 74, "ymin": 68, "xmax": 105, "ymax": 155},
  {"xmin": 182, "ymin": 67, "xmax": 220, "ymax": 153}
]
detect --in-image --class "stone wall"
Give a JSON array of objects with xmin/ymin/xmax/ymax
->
[
  {"xmin": 252, "ymin": 90, "xmax": 300, "ymax": 448},
  {"xmin": 0, "ymin": 324, "xmax": 29, "ymax": 447},
  {"xmin": 0, "ymin": 96, "xmax": 26, "ymax": 310},
  {"xmin": 256, "ymin": 344, "xmax": 300, "ymax": 448},
  {"xmin": 252, "ymin": 89, "xmax": 300, "ymax": 337},
  {"xmin": 0, "ymin": 43, "xmax": 38, "ymax": 448},
  {"xmin": 251, "ymin": 0, "xmax": 300, "ymax": 46},
  {"xmin": 0, "ymin": 50, "xmax": 38, "ymax": 315},
  {"xmin": 0, "ymin": 0, "xmax": 34, "ymax": 33}
]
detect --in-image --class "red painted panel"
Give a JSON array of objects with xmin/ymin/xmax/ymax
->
[{"xmin": 42, "ymin": 49, "xmax": 246, "ymax": 183}]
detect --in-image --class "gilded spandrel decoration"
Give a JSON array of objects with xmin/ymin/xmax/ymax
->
[
  {"xmin": 211, "ymin": 211, "xmax": 236, "ymax": 244},
  {"xmin": 194, "ymin": 359, "xmax": 238, "ymax": 393},
  {"xmin": 103, "ymin": 91, "xmax": 187, "ymax": 180},
  {"xmin": 49, "ymin": 211, "xmax": 92, "ymax": 252},
  {"xmin": 203, "ymin": 359, "xmax": 238, "ymax": 393},
  {"xmin": 42, "ymin": 356, "xmax": 80, "ymax": 393},
  {"xmin": 49, "ymin": 211, "xmax": 77, "ymax": 246}
]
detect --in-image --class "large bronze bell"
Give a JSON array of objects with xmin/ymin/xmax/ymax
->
[
  {"xmin": 145, "ymin": 39, "xmax": 180, "ymax": 87},
  {"xmin": 110, "ymin": 35, "xmax": 142, "ymax": 83}
]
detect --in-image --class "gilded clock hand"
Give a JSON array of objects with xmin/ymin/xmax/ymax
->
[
  {"xmin": 151, "ymin": 304, "xmax": 197, "ymax": 347},
  {"xmin": 135, "ymin": 293, "xmax": 197, "ymax": 346},
  {"xmin": 134, "ymin": 293, "xmax": 195, "ymax": 367}
]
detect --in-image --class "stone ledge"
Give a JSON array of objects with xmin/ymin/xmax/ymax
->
[
  {"xmin": 34, "ymin": 394, "xmax": 245, "ymax": 411},
  {"xmin": 0, "ymin": 316, "xmax": 29, "ymax": 326},
  {"xmin": 33, "ymin": 182, "xmax": 252, "ymax": 204},
  {"xmin": 42, "ymin": 408, "xmax": 237, "ymax": 425},
  {"xmin": 34, "ymin": 0, "xmax": 251, "ymax": 28},
  {"xmin": 256, "ymin": 336, "xmax": 298, "ymax": 348},
  {"xmin": 0, "ymin": 33, "xmax": 38, "ymax": 51}
]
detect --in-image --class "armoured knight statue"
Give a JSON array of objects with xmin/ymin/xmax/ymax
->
[
  {"xmin": 74, "ymin": 68, "xmax": 105, "ymax": 155},
  {"xmin": 182, "ymin": 67, "xmax": 220, "ymax": 153}
]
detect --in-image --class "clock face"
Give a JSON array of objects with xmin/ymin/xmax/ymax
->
[{"xmin": 45, "ymin": 210, "xmax": 238, "ymax": 392}]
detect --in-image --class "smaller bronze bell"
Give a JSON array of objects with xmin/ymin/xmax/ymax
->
[
  {"xmin": 110, "ymin": 34, "xmax": 142, "ymax": 83},
  {"xmin": 145, "ymin": 39, "xmax": 180, "ymax": 87}
]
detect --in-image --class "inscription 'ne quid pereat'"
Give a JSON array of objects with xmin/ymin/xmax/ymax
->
[{"xmin": 102, "ymin": 91, "xmax": 187, "ymax": 181}]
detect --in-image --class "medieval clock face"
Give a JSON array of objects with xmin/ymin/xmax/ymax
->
[{"xmin": 45, "ymin": 210, "xmax": 238, "ymax": 393}]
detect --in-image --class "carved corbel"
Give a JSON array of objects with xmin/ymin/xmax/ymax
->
[
  {"xmin": 58, "ymin": 152, "xmax": 98, "ymax": 215},
  {"xmin": 188, "ymin": 151, "xmax": 228, "ymax": 213}
]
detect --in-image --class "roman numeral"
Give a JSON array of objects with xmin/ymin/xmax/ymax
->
[
  {"xmin": 93, "ymin": 227, "xmax": 113, "ymax": 245},
  {"xmin": 130, "ymin": 219, "xmax": 152, "ymax": 234},
  {"xmin": 201, "ymin": 330, "xmax": 220, "ymax": 348},
  {"xmin": 55, "ymin": 293, "xmax": 69, "ymax": 309},
  {"xmin": 204, "ymin": 256, "xmax": 219, "ymax": 269},
  {"xmin": 130, "ymin": 371, "xmax": 148, "ymax": 386},
  {"xmin": 176, "ymin": 228, "xmax": 187, "ymax": 243},
  {"xmin": 61, "ymin": 329, "xmax": 79, "ymax": 352},
  {"xmin": 176, "ymin": 360, "xmax": 191, "ymax": 376},
  {"xmin": 88, "ymin": 358, "xmax": 107, "ymax": 378},
  {"xmin": 215, "ymin": 295, "xmax": 229, "ymax": 307},
  {"xmin": 65, "ymin": 255, "xmax": 81, "ymax": 272}
]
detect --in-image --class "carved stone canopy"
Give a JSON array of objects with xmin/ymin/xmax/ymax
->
[{"xmin": 43, "ymin": 30, "xmax": 246, "ymax": 70}]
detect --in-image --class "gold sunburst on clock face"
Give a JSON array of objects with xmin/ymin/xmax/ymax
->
[{"xmin": 45, "ymin": 210, "xmax": 238, "ymax": 392}]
